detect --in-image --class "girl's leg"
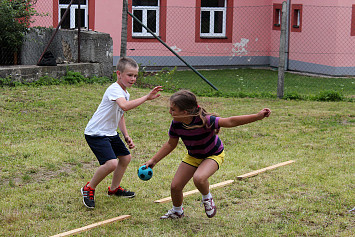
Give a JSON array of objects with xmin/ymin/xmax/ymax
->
[
  {"xmin": 89, "ymin": 159, "xmax": 118, "ymax": 189},
  {"xmin": 110, "ymin": 154, "xmax": 132, "ymax": 189},
  {"xmin": 171, "ymin": 162, "xmax": 197, "ymax": 207},
  {"xmin": 193, "ymin": 159, "xmax": 218, "ymax": 195}
]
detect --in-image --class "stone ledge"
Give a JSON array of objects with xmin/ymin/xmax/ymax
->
[{"xmin": 0, "ymin": 63, "xmax": 110, "ymax": 83}]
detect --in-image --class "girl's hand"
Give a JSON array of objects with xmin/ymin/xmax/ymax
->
[
  {"xmin": 143, "ymin": 159, "xmax": 157, "ymax": 169},
  {"xmin": 258, "ymin": 108, "xmax": 271, "ymax": 119},
  {"xmin": 125, "ymin": 136, "xmax": 135, "ymax": 149}
]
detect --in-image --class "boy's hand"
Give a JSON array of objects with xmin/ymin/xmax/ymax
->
[
  {"xmin": 125, "ymin": 136, "xmax": 135, "ymax": 149},
  {"xmin": 146, "ymin": 86, "xmax": 163, "ymax": 100},
  {"xmin": 258, "ymin": 108, "xmax": 271, "ymax": 119}
]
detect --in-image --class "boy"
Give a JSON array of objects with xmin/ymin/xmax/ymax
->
[{"xmin": 82, "ymin": 57, "xmax": 162, "ymax": 208}]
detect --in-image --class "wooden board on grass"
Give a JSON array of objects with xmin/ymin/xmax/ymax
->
[
  {"xmin": 50, "ymin": 215, "xmax": 131, "ymax": 237},
  {"xmin": 236, "ymin": 160, "xmax": 295, "ymax": 180},
  {"xmin": 154, "ymin": 180, "xmax": 234, "ymax": 203}
]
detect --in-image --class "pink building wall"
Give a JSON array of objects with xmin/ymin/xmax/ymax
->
[{"xmin": 31, "ymin": 0, "xmax": 355, "ymax": 75}]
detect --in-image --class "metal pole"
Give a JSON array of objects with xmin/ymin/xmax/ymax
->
[
  {"xmin": 78, "ymin": 0, "xmax": 81, "ymax": 63},
  {"xmin": 284, "ymin": 0, "xmax": 291, "ymax": 70},
  {"xmin": 127, "ymin": 11, "xmax": 218, "ymax": 91},
  {"xmin": 120, "ymin": 0, "xmax": 128, "ymax": 57},
  {"xmin": 277, "ymin": 1, "xmax": 287, "ymax": 99},
  {"xmin": 37, "ymin": 0, "xmax": 75, "ymax": 65}
]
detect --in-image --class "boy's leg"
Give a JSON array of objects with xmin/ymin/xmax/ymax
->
[
  {"xmin": 108, "ymin": 154, "xmax": 135, "ymax": 198},
  {"xmin": 110, "ymin": 154, "xmax": 131, "ymax": 189},
  {"xmin": 88, "ymin": 159, "xmax": 118, "ymax": 189}
]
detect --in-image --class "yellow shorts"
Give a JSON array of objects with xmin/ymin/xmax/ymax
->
[{"xmin": 182, "ymin": 151, "xmax": 225, "ymax": 169}]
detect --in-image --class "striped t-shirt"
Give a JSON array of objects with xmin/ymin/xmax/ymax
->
[{"xmin": 169, "ymin": 115, "xmax": 224, "ymax": 159}]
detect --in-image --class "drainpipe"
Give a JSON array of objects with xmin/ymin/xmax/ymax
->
[{"xmin": 285, "ymin": 0, "xmax": 291, "ymax": 70}]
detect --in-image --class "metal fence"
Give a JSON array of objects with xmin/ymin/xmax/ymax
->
[
  {"xmin": 125, "ymin": 4, "xmax": 355, "ymax": 76},
  {"xmin": 1, "ymin": 1, "xmax": 355, "ymax": 77}
]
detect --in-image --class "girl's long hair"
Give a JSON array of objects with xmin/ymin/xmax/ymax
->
[{"xmin": 170, "ymin": 90, "xmax": 219, "ymax": 132}]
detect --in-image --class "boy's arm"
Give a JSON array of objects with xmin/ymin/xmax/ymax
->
[
  {"xmin": 116, "ymin": 86, "xmax": 162, "ymax": 111},
  {"xmin": 218, "ymin": 108, "xmax": 271, "ymax": 128},
  {"xmin": 118, "ymin": 115, "xmax": 135, "ymax": 149},
  {"xmin": 144, "ymin": 137, "xmax": 179, "ymax": 168}
]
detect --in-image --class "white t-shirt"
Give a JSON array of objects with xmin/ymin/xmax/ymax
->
[{"xmin": 85, "ymin": 83, "xmax": 130, "ymax": 136}]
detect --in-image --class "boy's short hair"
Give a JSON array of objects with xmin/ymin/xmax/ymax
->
[{"xmin": 116, "ymin": 57, "xmax": 138, "ymax": 72}]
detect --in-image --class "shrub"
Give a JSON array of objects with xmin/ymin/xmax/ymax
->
[
  {"xmin": 315, "ymin": 90, "xmax": 343, "ymax": 102},
  {"xmin": 0, "ymin": 0, "xmax": 39, "ymax": 64},
  {"xmin": 283, "ymin": 92, "xmax": 303, "ymax": 100}
]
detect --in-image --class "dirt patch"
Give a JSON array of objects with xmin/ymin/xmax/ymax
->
[{"xmin": 0, "ymin": 161, "xmax": 97, "ymax": 187}]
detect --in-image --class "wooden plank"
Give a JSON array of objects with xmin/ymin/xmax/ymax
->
[
  {"xmin": 154, "ymin": 180, "xmax": 234, "ymax": 203},
  {"xmin": 50, "ymin": 215, "xmax": 131, "ymax": 237},
  {"xmin": 237, "ymin": 160, "xmax": 295, "ymax": 180}
]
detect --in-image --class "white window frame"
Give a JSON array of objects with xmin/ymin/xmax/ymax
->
[
  {"xmin": 294, "ymin": 9, "xmax": 300, "ymax": 27},
  {"xmin": 132, "ymin": 2, "xmax": 160, "ymax": 37},
  {"xmin": 59, "ymin": 2, "xmax": 88, "ymax": 29},
  {"xmin": 200, "ymin": 0, "xmax": 227, "ymax": 38}
]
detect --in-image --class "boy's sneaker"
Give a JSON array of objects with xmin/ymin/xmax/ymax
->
[
  {"xmin": 202, "ymin": 197, "xmax": 217, "ymax": 218},
  {"xmin": 160, "ymin": 209, "xmax": 184, "ymax": 219},
  {"xmin": 81, "ymin": 182, "xmax": 95, "ymax": 208},
  {"xmin": 108, "ymin": 186, "xmax": 135, "ymax": 198}
]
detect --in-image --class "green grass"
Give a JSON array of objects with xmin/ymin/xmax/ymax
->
[
  {"xmin": 138, "ymin": 68, "xmax": 355, "ymax": 100},
  {"xmin": 0, "ymin": 78, "xmax": 354, "ymax": 236}
]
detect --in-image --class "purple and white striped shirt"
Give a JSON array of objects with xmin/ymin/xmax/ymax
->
[{"xmin": 169, "ymin": 115, "xmax": 224, "ymax": 159}]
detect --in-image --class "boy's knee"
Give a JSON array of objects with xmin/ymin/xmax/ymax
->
[
  {"xmin": 105, "ymin": 159, "xmax": 118, "ymax": 172},
  {"xmin": 118, "ymin": 154, "xmax": 131, "ymax": 166}
]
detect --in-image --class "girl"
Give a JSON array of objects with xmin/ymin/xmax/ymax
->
[{"xmin": 143, "ymin": 90, "xmax": 271, "ymax": 219}]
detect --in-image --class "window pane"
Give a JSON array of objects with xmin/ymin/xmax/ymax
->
[
  {"xmin": 59, "ymin": 0, "xmax": 86, "ymax": 4},
  {"xmin": 147, "ymin": 10, "xmax": 156, "ymax": 32},
  {"xmin": 214, "ymin": 11, "xmax": 223, "ymax": 33},
  {"xmin": 75, "ymin": 9, "xmax": 85, "ymax": 28},
  {"xmin": 201, "ymin": 0, "xmax": 225, "ymax": 7},
  {"xmin": 60, "ymin": 8, "xmax": 70, "ymax": 29},
  {"xmin": 201, "ymin": 11, "xmax": 210, "ymax": 33},
  {"xmin": 133, "ymin": 0, "xmax": 158, "ymax": 6},
  {"xmin": 133, "ymin": 10, "xmax": 143, "ymax": 33}
]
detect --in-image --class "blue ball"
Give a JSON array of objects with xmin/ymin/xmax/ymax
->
[{"xmin": 137, "ymin": 165, "xmax": 153, "ymax": 181}]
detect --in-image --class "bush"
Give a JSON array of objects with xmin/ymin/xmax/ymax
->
[
  {"xmin": 315, "ymin": 90, "xmax": 343, "ymax": 102},
  {"xmin": 283, "ymin": 92, "xmax": 304, "ymax": 100},
  {"xmin": 0, "ymin": 0, "xmax": 39, "ymax": 64}
]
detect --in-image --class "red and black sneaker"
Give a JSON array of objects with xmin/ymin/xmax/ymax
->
[
  {"xmin": 108, "ymin": 186, "xmax": 135, "ymax": 198},
  {"xmin": 81, "ymin": 182, "xmax": 95, "ymax": 208}
]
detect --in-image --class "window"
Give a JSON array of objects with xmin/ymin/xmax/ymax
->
[
  {"xmin": 291, "ymin": 4, "xmax": 302, "ymax": 32},
  {"xmin": 195, "ymin": 0, "xmax": 233, "ymax": 43},
  {"xmin": 273, "ymin": 4, "xmax": 282, "ymax": 31},
  {"xmin": 132, "ymin": 0, "xmax": 159, "ymax": 37},
  {"xmin": 127, "ymin": 0, "xmax": 166, "ymax": 42},
  {"xmin": 351, "ymin": 5, "xmax": 355, "ymax": 36},
  {"xmin": 200, "ymin": 0, "xmax": 226, "ymax": 38},
  {"xmin": 58, "ymin": 0, "xmax": 88, "ymax": 29}
]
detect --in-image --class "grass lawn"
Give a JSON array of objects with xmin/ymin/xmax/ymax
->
[
  {"xmin": 0, "ymin": 73, "xmax": 354, "ymax": 236},
  {"xmin": 138, "ymin": 68, "xmax": 355, "ymax": 100}
]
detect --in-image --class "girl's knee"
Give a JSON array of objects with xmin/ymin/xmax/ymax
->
[
  {"xmin": 170, "ymin": 181, "xmax": 184, "ymax": 193},
  {"xmin": 193, "ymin": 173, "xmax": 207, "ymax": 185}
]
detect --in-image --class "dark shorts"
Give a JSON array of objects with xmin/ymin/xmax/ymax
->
[{"xmin": 85, "ymin": 134, "xmax": 130, "ymax": 165}]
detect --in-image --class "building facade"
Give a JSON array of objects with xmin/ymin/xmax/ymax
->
[{"xmin": 33, "ymin": 0, "xmax": 355, "ymax": 76}]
